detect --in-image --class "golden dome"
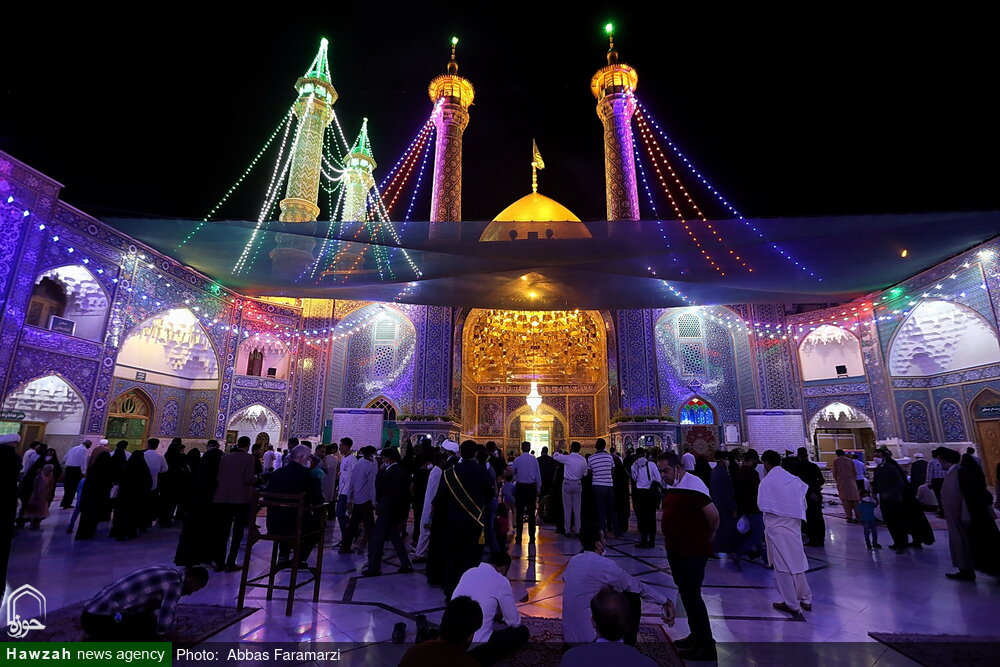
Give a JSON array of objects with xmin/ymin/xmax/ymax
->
[{"xmin": 480, "ymin": 192, "xmax": 591, "ymax": 242}]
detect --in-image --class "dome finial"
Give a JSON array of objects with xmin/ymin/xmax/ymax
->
[
  {"xmin": 605, "ymin": 22, "xmax": 619, "ymax": 65},
  {"xmin": 447, "ymin": 35, "xmax": 460, "ymax": 75},
  {"xmin": 531, "ymin": 139, "xmax": 545, "ymax": 193}
]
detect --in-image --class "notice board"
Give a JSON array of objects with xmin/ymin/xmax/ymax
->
[{"xmin": 330, "ymin": 408, "xmax": 384, "ymax": 450}]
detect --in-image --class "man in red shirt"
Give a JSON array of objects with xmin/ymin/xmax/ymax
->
[{"xmin": 657, "ymin": 450, "xmax": 720, "ymax": 662}]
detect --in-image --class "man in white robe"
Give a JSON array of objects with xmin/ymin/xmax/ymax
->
[{"xmin": 758, "ymin": 449, "xmax": 812, "ymax": 619}]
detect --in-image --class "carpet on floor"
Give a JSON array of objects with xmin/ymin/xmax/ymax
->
[
  {"xmin": 495, "ymin": 615, "xmax": 682, "ymax": 666},
  {"xmin": 870, "ymin": 632, "xmax": 1000, "ymax": 667},
  {"xmin": 12, "ymin": 601, "xmax": 258, "ymax": 645}
]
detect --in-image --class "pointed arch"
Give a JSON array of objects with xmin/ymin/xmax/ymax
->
[
  {"xmin": 105, "ymin": 387, "xmax": 154, "ymax": 450},
  {"xmin": 30, "ymin": 264, "xmax": 110, "ymax": 341},
  {"xmin": 2, "ymin": 374, "xmax": 87, "ymax": 437},
  {"xmin": 115, "ymin": 307, "xmax": 220, "ymax": 389},
  {"xmin": 938, "ymin": 398, "xmax": 968, "ymax": 442},
  {"xmin": 227, "ymin": 403, "xmax": 282, "ymax": 446},
  {"xmin": 798, "ymin": 324, "xmax": 865, "ymax": 381},
  {"xmin": 366, "ymin": 396, "xmax": 399, "ymax": 421},
  {"xmin": 888, "ymin": 300, "xmax": 1000, "ymax": 376},
  {"xmin": 678, "ymin": 396, "xmax": 716, "ymax": 425}
]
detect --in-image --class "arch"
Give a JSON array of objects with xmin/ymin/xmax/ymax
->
[
  {"xmin": 115, "ymin": 307, "xmax": 220, "ymax": 390},
  {"xmin": 902, "ymin": 401, "xmax": 933, "ymax": 443},
  {"xmin": 807, "ymin": 401, "xmax": 875, "ymax": 435},
  {"xmin": 338, "ymin": 304, "xmax": 416, "ymax": 409},
  {"xmin": 31, "ymin": 265, "xmax": 111, "ymax": 341},
  {"xmin": 938, "ymin": 399, "xmax": 967, "ymax": 442},
  {"xmin": 236, "ymin": 333, "xmax": 291, "ymax": 379},
  {"xmin": 105, "ymin": 388, "xmax": 154, "ymax": 451},
  {"xmin": 505, "ymin": 402, "xmax": 569, "ymax": 451},
  {"xmin": 2, "ymin": 374, "xmax": 87, "ymax": 439},
  {"xmin": 227, "ymin": 403, "xmax": 282, "ymax": 447},
  {"xmin": 888, "ymin": 300, "xmax": 1000, "ymax": 376},
  {"xmin": 366, "ymin": 396, "xmax": 399, "ymax": 421},
  {"xmin": 798, "ymin": 324, "xmax": 865, "ymax": 381},
  {"xmin": 679, "ymin": 396, "xmax": 716, "ymax": 425}
]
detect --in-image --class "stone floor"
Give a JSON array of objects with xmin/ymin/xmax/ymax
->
[{"xmin": 6, "ymin": 489, "xmax": 999, "ymax": 665}]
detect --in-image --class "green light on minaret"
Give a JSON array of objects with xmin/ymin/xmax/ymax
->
[
  {"xmin": 305, "ymin": 37, "xmax": 332, "ymax": 81},
  {"xmin": 350, "ymin": 117, "xmax": 374, "ymax": 159},
  {"xmin": 605, "ymin": 23, "xmax": 614, "ymax": 34},
  {"xmin": 451, "ymin": 36, "xmax": 459, "ymax": 46}
]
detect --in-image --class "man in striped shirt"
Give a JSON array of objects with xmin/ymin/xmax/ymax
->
[
  {"xmin": 81, "ymin": 566, "xmax": 209, "ymax": 640},
  {"xmin": 588, "ymin": 439, "xmax": 622, "ymax": 538}
]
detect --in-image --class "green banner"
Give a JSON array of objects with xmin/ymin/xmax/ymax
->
[{"xmin": 2, "ymin": 643, "xmax": 170, "ymax": 666}]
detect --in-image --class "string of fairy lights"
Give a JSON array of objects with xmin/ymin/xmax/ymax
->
[{"xmin": 633, "ymin": 97, "xmax": 821, "ymax": 281}]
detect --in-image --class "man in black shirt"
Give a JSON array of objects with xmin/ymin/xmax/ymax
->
[{"xmin": 795, "ymin": 447, "xmax": 826, "ymax": 547}]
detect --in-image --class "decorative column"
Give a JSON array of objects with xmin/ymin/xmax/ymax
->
[
  {"xmin": 590, "ymin": 28, "xmax": 640, "ymax": 234},
  {"xmin": 329, "ymin": 119, "xmax": 377, "ymax": 275},
  {"xmin": 270, "ymin": 38, "xmax": 338, "ymax": 277},
  {"xmin": 428, "ymin": 38, "xmax": 474, "ymax": 240}
]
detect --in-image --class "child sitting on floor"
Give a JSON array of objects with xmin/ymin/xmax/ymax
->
[{"xmin": 857, "ymin": 489, "xmax": 881, "ymax": 550}]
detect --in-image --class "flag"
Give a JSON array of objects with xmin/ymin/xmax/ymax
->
[{"xmin": 532, "ymin": 139, "xmax": 545, "ymax": 170}]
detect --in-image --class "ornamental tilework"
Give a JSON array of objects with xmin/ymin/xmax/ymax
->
[
  {"xmin": 413, "ymin": 306, "xmax": 452, "ymax": 415},
  {"xmin": 188, "ymin": 401, "xmax": 210, "ymax": 438},
  {"xmin": 9, "ymin": 347, "xmax": 99, "ymax": 403},
  {"xmin": 750, "ymin": 304, "xmax": 797, "ymax": 409},
  {"xmin": 616, "ymin": 309, "xmax": 658, "ymax": 414},
  {"xmin": 654, "ymin": 308, "xmax": 742, "ymax": 425},
  {"xmin": 342, "ymin": 305, "xmax": 416, "ymax": 413},
  {"xmin": 938, "ymin": 400, "xmax": 967, "ymax": 442},
  {"xmin": 903, "ymin": 401, "xmax": 933, "ymax": 443},
  {"xmin": 478, "ymin": 396, "xmax": 504, "ymax": 436},
  {"xmin": 19, "ymin": 327, "xmax": 103, "ymax": 359},
  {"xmin": 803, "ymin": 383, "xmax": 870, "ymax": 397},
  {"xmin": 230, "ymin": 389, "xmax": 286, "ymax": 416},
  {"xmin": 290, "ymin": 298, "xmax": 330, "ymax": 437},
  {"xmin": 569, "ymin": 396, "xmax": 596, "ymax": 436},
  {"xmin": 158, "ymin": 399, "xmax": 180, "ymax": 437}
]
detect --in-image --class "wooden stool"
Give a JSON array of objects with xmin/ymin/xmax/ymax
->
[{"xmin": 237, "ymin": 491, "xmax": 327, "ymax": 616}]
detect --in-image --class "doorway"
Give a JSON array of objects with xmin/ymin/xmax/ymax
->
[
  {"xmin": 971, "ymin": 389, "xmax": 1000, "ymax": 486},
  {"xmin": 105, "ymin": 389, "xmax": 153, "ymax": 451}
]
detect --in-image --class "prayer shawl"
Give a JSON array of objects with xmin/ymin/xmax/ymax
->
[{"xmin": 757, "ymin": 465, "xmax": 807, "ymax": 520}]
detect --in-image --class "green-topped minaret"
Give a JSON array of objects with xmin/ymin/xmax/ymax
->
[{"xmin": 271, "ymin": 38, "xmax": 338, "ymax": 277}]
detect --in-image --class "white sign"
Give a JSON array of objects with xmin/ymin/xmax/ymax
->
[
  {"xmin": 330, "ymin": 408, "xmax": 384, "ymax": 451},
  {"xmin": 6, "ymin": 584, "xmax": 47, "ymax": 638}
]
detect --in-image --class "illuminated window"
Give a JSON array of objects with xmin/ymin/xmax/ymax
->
[
  {"xmin": 367, "ymin": 397, "xmax": 397, "ymax": 421},
  {"xmin": 680, "ymin": 398, "xmax": 715, "ymax": 425},
  {"xmin": 26, "ymin": 278, "xmax": 67, "ymax": 328},
  {"xmin": 246, "ymin": 349, "xmax": 264, "ymax": 377}
]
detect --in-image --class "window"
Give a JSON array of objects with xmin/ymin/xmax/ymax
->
[
  {"xmin": 680, "ymin": 343, "xmax": 705, "ymax": 376},
  {"xmin": 26, "ymin": 278, "xmax": 66, "ymax": 328},
  {"xmin": 367, "ymin": 398, "xmax": 397, "ymax": 421},
  {"xmin": 246, "ymin": 349, "xmax": 264, "ymax": 377},
  {"xmin": 680, "ymin": 398, "xmax": 715, "ymax": 425},
  {"xmin": 677, "ymin": 313, "xmax": 702, "ymax": 338}
]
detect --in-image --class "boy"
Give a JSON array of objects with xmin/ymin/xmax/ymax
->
[{"xmin": 857, "ymin": 489, "xmax": 881, "ymax": 549}]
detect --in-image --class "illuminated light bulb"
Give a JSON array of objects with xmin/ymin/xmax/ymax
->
[
  {"xmin": 900, "ymin": 249, "xmax": 908, "ymax": 258},
  {"xmin": 605, "ymin": 22, "xmax": 614, "ymax": 34}
]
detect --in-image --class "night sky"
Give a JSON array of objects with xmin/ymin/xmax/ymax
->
[{"xmin": 2, "ymin": 6, "xmax": 997, "ymax": 223}]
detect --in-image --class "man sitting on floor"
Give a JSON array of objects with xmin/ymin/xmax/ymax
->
[
  {"xmin": 81, "ymin": 565, "xmax": 209, "ymax": 640},
  {"xmin": 452, "ymin": 550, "xmax": 529, "ymax": 665},
  {"xmin": 400, "ymin": 595, "xmax": 483, "ymax": 667},
  {"xmin": 560, "ymin": 585, "xmax": 660, "ymax": 667},
  {"xmin": 562, "ymin": 525, "xmax": 671, "ymax": 645}
]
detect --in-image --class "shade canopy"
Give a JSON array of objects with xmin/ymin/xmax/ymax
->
[{"xmin": 105, "ymin": 212, "xmax": 1000, "ymax": 309}]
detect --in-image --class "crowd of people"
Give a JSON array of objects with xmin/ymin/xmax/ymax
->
[{"xmin": 2, "ymin": 429, "xmax": 999, "ymax": 660}]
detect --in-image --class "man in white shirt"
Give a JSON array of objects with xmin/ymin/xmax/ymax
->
[
  {"xmin": 339, "ymin": 446, "xmax": 377, "ymax": 554},
  {"xmin": 554, "ymin": 442, "xmax": 588, "ymax": 536},
  {"xmin": 587, "ymin": 439, "xmax": 621, "ymax": 538},
  {"xmin": 142, "ymin": 438, "xmax": 169, "ymax": 527},
  {"xmin": 510, "ymin": 442, "xmax": 541, "ymax": 544},
  {"xmin": 262, "ymin": 445, "xmax": 277, "ymax": 473},
  {"xmin": 61, "ymin": 439, "xmax": 92, "ymax": 508},
  {"xmin": 335, "ymin": 438, "xmax": 355, "ymax": 545},
  {"xmin": 20, "ymin": 442, "xmax": 43, "ymax": 478},
  {"xmin": 681, "ymin": 447, "xmax": 696, "ymax": 472},
  {"xmin": 562, "ymin": 526, "xmax": 671, "ymax": 645},
  {"xmin": 452, "ymin": 551, "xmax": 529, "ymax": 664},
  {"xmin": 630, "ymin": 448, "xmax": 660, "ymax": 548},
  {"xmin": 852, "ymin": 453, "xmax": 867, "ymax": 492}
]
